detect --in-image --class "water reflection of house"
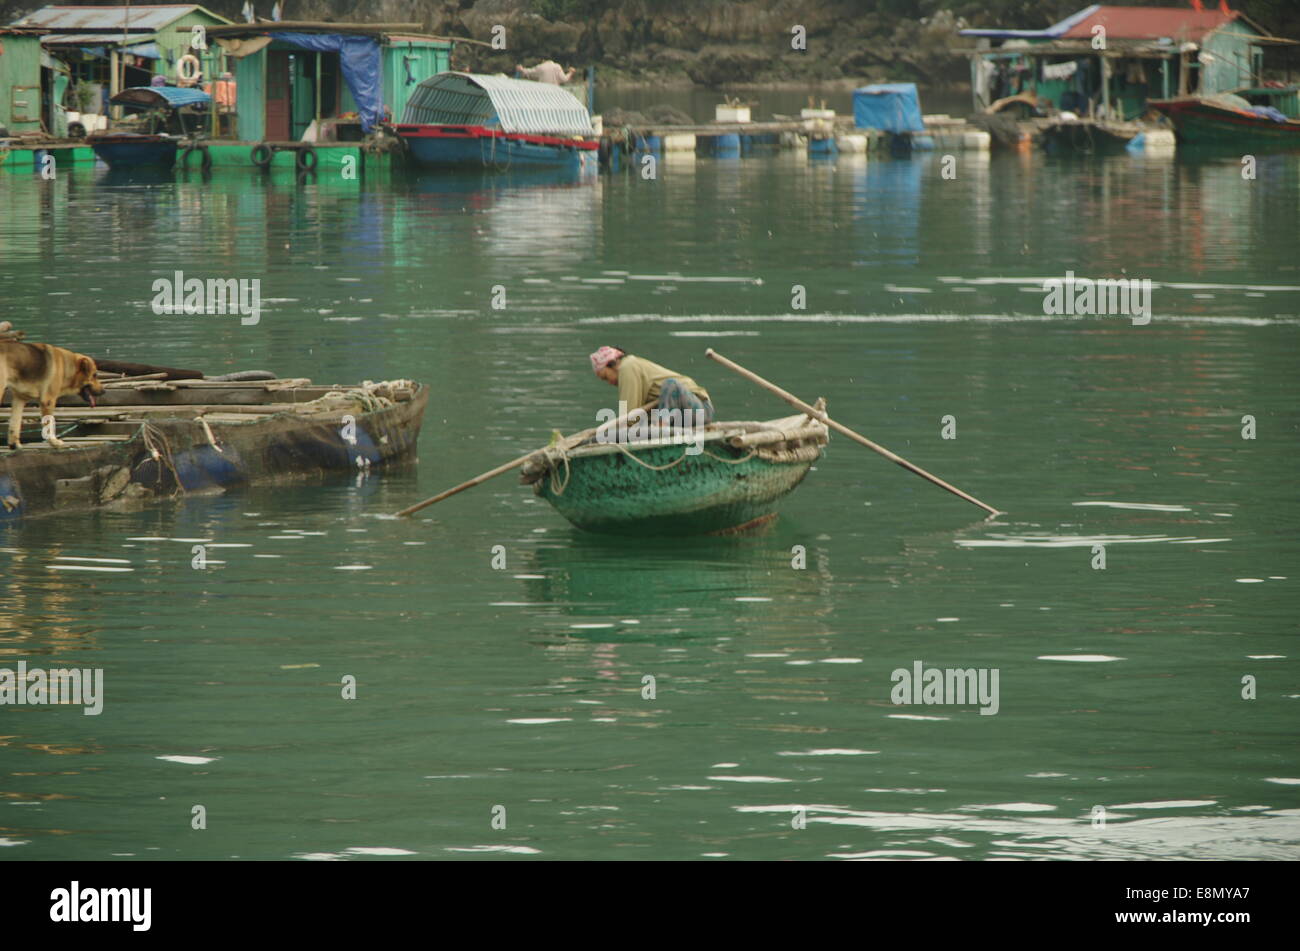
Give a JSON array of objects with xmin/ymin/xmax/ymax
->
[
  {"xmin": 203, "ymin": 21, "xmax": 453, "ymax": 142},
  {"xmin": 8, "ymin": 4, "xmax": 233, "ymax": 128},
  {"xmin": 961, "ymin": 4, "xmax": 1296, "ymax": 119}
]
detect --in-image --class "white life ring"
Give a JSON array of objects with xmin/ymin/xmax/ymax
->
[{"xmin": 176, "ymin": 53, "xmax": 201, "ymax": 84}]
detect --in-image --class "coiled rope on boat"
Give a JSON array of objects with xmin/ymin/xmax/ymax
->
[
  {"xmin": 298, "ymin": 379, "xmax": 412, "ymax": 414},
  {"xmin": 543, "ymin": 446, "xmax": 572, "ymax": 496}
]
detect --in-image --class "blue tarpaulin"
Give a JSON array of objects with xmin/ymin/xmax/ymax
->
[
  {"xmin": 270, "ymin": 32, "xmax": 383, "ymax": 131},
  {"xmin": 111, "ymin": 86, "xmax": 212, "ymax": 109},
  {"xmin": 853, "ymin": 83, "xmax": 925, "ymax": 134},
  {"xmin": 123, "ymin": 42, "xmax": 161, "ymax": 60},
  {"xmin": 1249, "ymin": 105, "xmax": 1287, "ymax": 123}
]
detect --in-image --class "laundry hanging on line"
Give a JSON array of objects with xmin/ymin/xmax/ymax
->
[{"xmin": 1042, "ymin": 60, "xmax": 1078, "ymax": 81}]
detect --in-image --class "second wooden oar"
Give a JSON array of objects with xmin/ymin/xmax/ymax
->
[
  {"xmin": 393, "ymin": 401, "xmax": 655, "ymax": 518},
  {"xmin": 705, "ymin": 348, "xmax": 1002, "ymax": 516}
]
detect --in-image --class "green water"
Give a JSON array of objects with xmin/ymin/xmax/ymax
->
[{"xmin": 1, "ymin": 145, "xmax": 1298, "ymax": 861}]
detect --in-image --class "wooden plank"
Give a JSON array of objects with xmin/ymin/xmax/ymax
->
[
  {"xmin": 13, "ymin": 404, "xmax": 317, "ymax": 420},
  {"xmin": 102, "ymin": 373, "xmax": 171, "ymax": 385},
  {"xmin": 94, "ymin": 360, "xmax": 204, "ymax": 380}
]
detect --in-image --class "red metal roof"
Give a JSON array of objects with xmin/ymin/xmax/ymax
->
[{"xmin": 1062, "ymin": 6, "xmax": 1239, "ymax": 42}]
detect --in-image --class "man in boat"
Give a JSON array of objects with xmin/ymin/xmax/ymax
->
[
  {"xmin": 515, "ymin": 60, "xmax": 577, "ymax": 85},
  {"xmin": 589, "ymin": 346, "xmax": 714, "ymax": 441}
]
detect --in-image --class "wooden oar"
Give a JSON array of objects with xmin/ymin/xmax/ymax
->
[
  {"xmin": 705, "ymin": 348, "xmax": 1002, "ymax": 516},
  {"xmin": 393, "ymin": 400, "xmax": 656, "ymax": 518}
]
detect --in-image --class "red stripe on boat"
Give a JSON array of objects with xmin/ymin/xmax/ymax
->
[{"xmin": 395, "ymin": 124, "xmax": 598, "ymax": 150}]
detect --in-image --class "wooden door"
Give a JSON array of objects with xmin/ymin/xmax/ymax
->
[{"xmin": 265, "ymin": 50, "xmax": 291, "ymax": 141}]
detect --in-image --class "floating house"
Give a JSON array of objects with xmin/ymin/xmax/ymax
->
[
  {"xmin": 9, "ymin": 4, "xmax": 233, "ymax": 119},
  {"xmin": 960, "ymin": 4, "xmax": 1297, "ymax": 120},
  {"xmin": 201, "ymin": 21, "xmax": 454, "ymax": 143}
]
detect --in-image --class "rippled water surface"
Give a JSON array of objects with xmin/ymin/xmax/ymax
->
[{"xmin": 1, "ymin": 142, "xmax": 1297, "ymax": 860}]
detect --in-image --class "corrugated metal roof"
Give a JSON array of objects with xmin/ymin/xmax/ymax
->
[
  {"xmin": 40, "ymin": 32, "xmax": 157, "ymax": 45},
  {"xmin": 402, "ymin": 72, "xmax": 592, "ymax": 136},
  {"xmin": 11, "ymin": 5, "xmax": 205, "ymax": 32},
  {"xmin": 1061, "ymin": 6, "xmax": 1239, "ymax": 42},
  {"xmin": 962, "ymin": 4, "xmax": 1100, "ymax": 39}
]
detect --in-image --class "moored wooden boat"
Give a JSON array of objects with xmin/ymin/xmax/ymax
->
[
  {"xmin": 86, "ymin": 86, "xmax": 213, "ymax": 170},
  {"xmin": 1149, "ymin": 91, "xmax": 1300, "ymax": 149},
  {"xmin": 1, "ymin": 377, "xmax": 426, "ymax": 522},
  {"xmin": 395, "ymin": 72, "xmax": 598, "ymax": 172},
  {"xmin": 519, "ymin": 413, "xmax": 829, "ymax": 535},
  {"xmin": 1039, "ymin": 117, "xmax": 1142, "ymax": 154},
  {"xmin": 85, "ymin": 131, "xmax": 184, "ymax": 168}
]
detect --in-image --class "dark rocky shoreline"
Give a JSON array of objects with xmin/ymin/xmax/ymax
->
[{"xmin": 0, "ymin": 0, "xmax": 973, "ymax": 88}]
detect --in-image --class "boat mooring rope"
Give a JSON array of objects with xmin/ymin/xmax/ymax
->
[
  {"xmin": 18, "ymin": 422, "xmax": 78, "ymax": 442},
  {"xmin": 197, "ymin": 415, "xmax": 224, "ymax": 454},
  {"xmin": 544, "ymin": 446, "xmax": 572, "ymax": 496},
  {"xmin": 139, "ymin": 423, "xmax": 186, "ymax": 495}
]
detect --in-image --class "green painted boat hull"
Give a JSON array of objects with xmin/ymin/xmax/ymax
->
[
  {"xmin": 1150, "ymin": 98, "xmax": 1300, "ymax": 149},
  {"xmin": 534, "ymin": 439, "xmax": 820, "ymax": 536}
]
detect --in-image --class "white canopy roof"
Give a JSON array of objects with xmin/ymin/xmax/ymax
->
[{"xmin": 401, "ymin": 72, "xmax": 593, "ymax": 136}]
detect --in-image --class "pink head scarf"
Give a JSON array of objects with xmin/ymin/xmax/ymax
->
[{"xmin": 590, "ymin": 346, "xmax": 624, "ymax": 374}]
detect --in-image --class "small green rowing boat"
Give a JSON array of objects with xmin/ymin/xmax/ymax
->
[{"xmin": 519, "ymin": 413, "xmax": 829, "ymax": 535}]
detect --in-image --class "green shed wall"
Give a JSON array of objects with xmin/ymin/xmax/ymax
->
[
  {"xmin": 0, "ymin": 34, "xmax": 44, "ymax": 131},
  {"xmin": 1201, "ymin": 20, "xmax": 1260, "ymax": 95},
  {"xmin": 156, "ymin": 9, "xmax": 229, "ymax": 76},
  {"xmin": 234, "ymin": 51, "xmax": 264, "ymax": 141},
  {"xmin": 384, "ymin": 41, "xmax": 452, "ymax": 122},
  {"xmin": 231, "ymin": 37, "xmax": 451, "ymax": 141}
]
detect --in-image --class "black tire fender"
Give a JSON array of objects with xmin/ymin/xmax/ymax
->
[{"xmin": 182, "ymin": 143, "xmax": 212, "ymax": 171}]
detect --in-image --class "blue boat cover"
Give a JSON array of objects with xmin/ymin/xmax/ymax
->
[
  {"xmin": 1249, "ymin": 105, "xmax": 1287, "ymax": 123},
  {"xmin": 271, "ymin": 32, "xmax": 383, "ymax": 132},
  {"xmin": 111, "ymin": 86, "xmax": 212, "ymax": 109},
  {"xmin": 853, "ymin": 83, "xmax": 924, "ymax": 133}
]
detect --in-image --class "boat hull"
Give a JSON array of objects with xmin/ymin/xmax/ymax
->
[
  {"xmin": 395, "ymin": 124, "xmax": 597, "ymax": 171},
  {"xmin": 531, "ymin": 434, "xmax": 822, "ymax": 536},
  {"xmin": 0, "ymin": 382, "xmax": 427, "ymax": 522},
  {"xmin": 1040, "ymin": 120, "xmax": 1138, "ymax": 155},
  {"xmin": 87, "ymin": 133, "xmax": 180, "ymax": 168},
  {"xmin": 1149, "ymin": 97, "xmax": 1300, "ymax": 149}
]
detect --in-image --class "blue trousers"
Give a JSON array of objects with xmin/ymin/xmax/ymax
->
[{"xmin": 657, "ymin": 378, "xmax": 715, "ymax": 425}]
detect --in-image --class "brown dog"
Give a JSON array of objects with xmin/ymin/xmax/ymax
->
[{"xmin": 0, "ymin": 341, "xmax": 105, "ymax": 449}]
